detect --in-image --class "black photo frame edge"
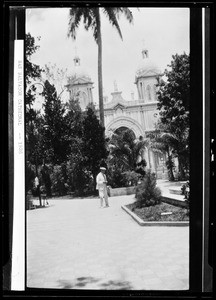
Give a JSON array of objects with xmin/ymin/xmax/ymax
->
[{"xmin": 2, "ymin": 0, "xmax": 215, "ymax": 298}]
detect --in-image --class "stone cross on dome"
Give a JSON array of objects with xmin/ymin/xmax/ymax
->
[
  {"xmin": 114, "ymin": 80, "xmax": 118, "ymax": 92},
  {"xmin": 73, "ymin": 46, "xmax": 80, "ymax": 66},
  {"xmin": 141, "ymin": 39, "xmax": 149, "ymax": 59}
]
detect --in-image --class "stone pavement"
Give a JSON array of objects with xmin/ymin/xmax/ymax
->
[{"xmin": 27, "ymin": 194, "xmax": 189, "ymax": 290}]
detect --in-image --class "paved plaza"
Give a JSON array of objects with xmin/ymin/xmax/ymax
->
[{"xmin": 27, "ymin": 194, "xmax": 189, "ymax": 290}]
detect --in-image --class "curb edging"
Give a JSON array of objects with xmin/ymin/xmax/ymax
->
[{"xmin": 121, "ymin": 205, "xmax": 189, "ymax": 227}]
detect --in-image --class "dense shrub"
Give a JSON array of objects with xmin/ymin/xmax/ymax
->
[
  {"xmin": 66, "ymin": 161, "xmax": 94, "ymax": 196},
  {"xmin": 26, "ymin": 161, "xmax": 36, "ymax": 195},
  {"xmin": 107, "ymin": 167, "xmax": 142, "ymax": 189},
  {"xmin": 106, "ymin": 165, "xmax": 128, "ymax": 188},
  {"xmin": 123, "ymin": 171, "xmax": 141, "ymax": 186},
  {"xmin": 135, "ymin": 159, "xmax": 147, "ymax": 177},
  {"xmin": 40, "ymin": 164, "xmax": 52, "ymax": 196},
  {"xmin": 50, "ymin": 164, "xmax": 68, "ymax": 196},
  {"xmin": 135, "ymin": 169, "xmax": 162, "ymax": 208}
]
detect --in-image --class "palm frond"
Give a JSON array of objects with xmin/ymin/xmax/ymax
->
[
  {"xmin": 116, "ymin": 7, "xmax": 134, "ymax": 24},
  {"xmin": 68, "ymin": 8, "xmax": 84, "ymax": 39},
  {"xmin": 102, "ymin": 8, "xmax": 123, "ymax": 39},
  {"xmin": 160, "ymin": 132, "xmax": 178, "ymax": 141}
]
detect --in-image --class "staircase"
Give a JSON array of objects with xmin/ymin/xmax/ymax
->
[{"xmin": 156, "ymin": 180, "xmax": 187, "ymax": 208}]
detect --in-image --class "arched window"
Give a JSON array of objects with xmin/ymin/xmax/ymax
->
[
  {"xmin": 80, "ymin": 91, "xmax": 87, "ymax": 109},
  {"xmin": 140, "ymin": 82, "xmax": 144, "ymax": 99},
  {"xmin": 146, "ymin": 85, "xmax": 151, "ymax": 101},
  {"xmin": 153, "ymin": 84, "xmax": 157, "ymax": 100}
]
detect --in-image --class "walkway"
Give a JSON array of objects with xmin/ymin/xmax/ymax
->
[{"xmin": 27, "ymin": 194, "xmax": 189, "ymax": 290}]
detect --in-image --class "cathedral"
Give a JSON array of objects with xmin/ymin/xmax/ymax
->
[{"xmin": 65, "ymin": 48, "xmax": 168, "ymax": 179}]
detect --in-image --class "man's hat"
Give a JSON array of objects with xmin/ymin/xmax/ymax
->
[{"xmin": 100, "ymin": 167, "xmax": 106, "ymax": 170}]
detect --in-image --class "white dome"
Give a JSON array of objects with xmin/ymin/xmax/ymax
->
[
  {"xmin": 135, "ymin": 50, "xmax": 162, "ymax": 80},
  {"xmin": 68, "ymin": 55, "xmax": 92, "ymax": 83},
  {"xmin": 136, "ymin": 59, "xmax": 161, "ymax": 77},
  {"xmin": 69, "ymin": 66, "xmax": 91, "ymax": 81}
]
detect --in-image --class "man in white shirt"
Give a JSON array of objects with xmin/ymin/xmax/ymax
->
[
  {"xmin": 34, "ymin": 176, "xmax": 41, "ymax": 205},
  {"xmin": 96, "ymin": 167, "xmax": 109, "ymax": 208}
]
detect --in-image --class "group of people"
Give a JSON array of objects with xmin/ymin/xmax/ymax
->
[
  {"xmin": 34, "ymin": 166, "xmax": 110, "ymax": 208},
  {"xmin": 34, "ymin": 176, "xmax": 49, "ymax": 206}
]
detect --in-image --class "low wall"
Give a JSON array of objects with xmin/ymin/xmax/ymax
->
[
  {"xmin": 162, "ymin": 196, "xmax": 187, "ymax": 208},
  {"xmin": 109, "ymin": 186, "xmax": 136, "ymax": 197}
]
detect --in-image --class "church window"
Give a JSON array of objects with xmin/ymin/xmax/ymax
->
[
  {"xmin": 81, "ymin": 91, "xmax": 87, "ymax": 108},
  {"xmin": 140, "ymin": 82, "xmax": 144, "ymax": 99},
  {"xmin": 153, "ymin": 85, "xmax": 157, "ymax": 99},
  {"xmin": 147, "ymin": 85, "xmax": 151, "ymax": 101}
]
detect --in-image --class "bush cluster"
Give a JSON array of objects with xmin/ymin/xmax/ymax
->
[
  {"xmin": 27, "ymin": 161, "xmax": 96, "ymax": 198},
  {"xmin": 135, "ymin": 169, "xmax": 162, "ymax": 208},
  {"xmin": 106, "ymin": 168, "xmax": 141, "ymax": 189}
]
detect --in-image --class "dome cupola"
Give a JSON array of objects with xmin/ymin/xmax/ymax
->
[
  {"xmin": 68, "ymin": 55, "xmax": 92, "ymax": 83},
  {"xmin": 65, "ymin": 53, "xmax": 94, "ymax": 110},
  {"xmin": 135, "ymin": 48, "xmax": 162, "ymax": 83}
]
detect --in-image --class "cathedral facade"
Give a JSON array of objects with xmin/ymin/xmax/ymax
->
[{"xmin": 65, "ymin": 49, "xmax": 168, "ymax": 179}]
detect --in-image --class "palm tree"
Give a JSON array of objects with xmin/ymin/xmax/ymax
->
[
  {"xmin": 67, "ymin": 7, "xmax": 133, "ymax": 127},
  {"xmin": 108, "ymin": 129, "xmax": 148, "ymax": 171},
  {"xmin": 147, "ymin": 128, "xmax": 177, "ymax": 181}
]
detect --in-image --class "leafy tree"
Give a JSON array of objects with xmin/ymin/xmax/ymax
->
[
  {"xmin": 50, "ymin": 163, "xmax": 68, "ymax": 196},
  {"xmin": 106, "ymin": 129, "xmax": 148, "ymax": 187},
  {"xmin": 135, "ymin": 170, "xmax": 162, "ymax": 208},
  {"xmin": 43, "ymin": 62, "xmax": 68, "ymax": 100},
  {"xmin": 25, "ymin": 33, "xmax": 43, "ymax": 123},
  {"xmin": 25, "ymin": 33, "xmax": 44, "ymax": 205},
  {"xmin": 108, "ymin": 129, "xmax": 148, "ymax": 172},
  {"xmin": 26, "ymin": 161, "xmax": 35, "ymax": 194},
  {"xmin": 82, "ymin": 106, "xmax": 108, "ymax": 191},
  {"xmin": 68, "ymin": 7, "xmax": 133, "ymax": 127},
  {"xmin": 65, "ymin": 97, "xmax": 84, "ymax": 139},
  {"xmin": 146, "ymin": 125, "xmax": 176, "ymax": 181},
  {"xmin": 41, "ymin": 80, "xmax": 70, "ymax": 164},
  {"xmin": 156, "ymin": 53, "xmax": 190, "ymax": 179},
  {"xmin": 40, "ymin": 164, "xmax": 52, "ymax": 197}
]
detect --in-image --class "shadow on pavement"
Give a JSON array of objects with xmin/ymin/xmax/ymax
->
[
  {"xmin": 58, "ymin": 277, "xmax": 99, "ymax": 289},
  {"xmin": 100, "ymin": 280, "xmax": 133, "ymax": 290},
  {"xmin": 58, "ymin": 277, "xmax": 133, "ymax": 290}
]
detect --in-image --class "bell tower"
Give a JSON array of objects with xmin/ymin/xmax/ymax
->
[{"xmin": 65, "ymin": 54, "xmax": 94, "ymax": 110}]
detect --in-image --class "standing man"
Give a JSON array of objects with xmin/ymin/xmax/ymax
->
[
  {"xmin": 34, "ymin": 175, "xmax": 41, "ymax": 206},
  {"xmin": 96, "ymin": 167, "xmax": 109, "ymax": 208}
]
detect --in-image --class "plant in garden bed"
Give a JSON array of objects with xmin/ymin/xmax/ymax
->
[
  {"xmin": 135, "ymin": 169, "xmax": 162, "ymax": 208},
  {"xmin": 126, "ymin": 202, "xmax": 189, "ymax": 222},
  {"xmin": 130, "ymin": 169, "xmax": 189, "ymax": 222}
]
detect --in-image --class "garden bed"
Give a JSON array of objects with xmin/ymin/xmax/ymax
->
[
  {"xmin": 126, "ymin": 202, "xmax": 189, "ymax": 222},
  {"xmin": 122, "ymin": 201, "xmax": 189, "ymax": 226}
]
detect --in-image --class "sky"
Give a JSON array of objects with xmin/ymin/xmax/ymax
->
[{"xmin": 26, "ymin": 7, "xmax": 189, "ymax": 106}]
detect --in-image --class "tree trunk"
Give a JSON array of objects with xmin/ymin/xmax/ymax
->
[
  {"xmin": 178, "ymin": 155, "xmax": 186, "ymax": 180},
  {"xmin": 169, "ymin": 165, "xmax": 175, "ymax": 181},
  {"xmin": 97, "ymin": 8, "xmax": 105, "ymax": 129},
  {"xmin": 167, "ymin": 148, "xmax": 175, "ymax": 181}
]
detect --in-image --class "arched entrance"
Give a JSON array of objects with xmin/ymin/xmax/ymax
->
[
  {"xmin": 105, "ymin": 116, "xmax": 144, "ymax": 138},
  {"xmin": 114, "ymin": 126, "xmax": 136, "ymax": 140}
]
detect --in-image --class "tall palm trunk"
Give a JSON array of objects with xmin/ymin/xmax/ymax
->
[
  {"xmin": 97, "ymin": 8, "xmax": 105, "ymax": 128},
  {"xmin": 167, "ymin": 147, "xmax": 175, "ymax": 181},
  {"xmin": 178, "ymin": 155, "xmax": 186, "ymax": 180}
]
